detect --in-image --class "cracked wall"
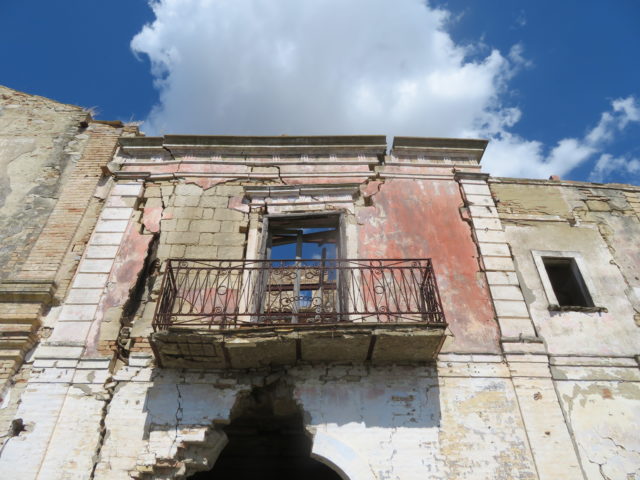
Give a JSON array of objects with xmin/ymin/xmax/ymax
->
[
  {"xmin": 91, "ymin": 363, "xmax": 539, "ymax": 480},
  {"xmin": 356, "ymin": 178, "xmax": 499, "ymax": 354},
  {"xmin": 7, "ymin": 130, "xmax": 639, "ymax": 479},
  {"xmin": 0, "ymin": 86, "xmax": 90, "ymax": 278},
  {"xmin": 490, "ymin": 178, "xmax": 640, "ymax": 479}
]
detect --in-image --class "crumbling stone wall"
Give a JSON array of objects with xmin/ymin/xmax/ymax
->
[
  {"xmin": 0, "ymin": 86, "xmax": 89, "ymax": 278},
  {"xmin": 0, "ymin": 88, "xmax": 137, "ymax": 455},
  {"xmin": 4, "ymin": 131, "xmax": 637, "ymax": 479},
  {"xmin": 118, "ymin": 180, "xmax": 251, "ymax": 354},
  {"xmin": 91, "ymin": 363, "xmax": 539, "ymax": 480},
  {"xmin": 491, "ymin": 178, "xmax": 640, "ymax": 479}
]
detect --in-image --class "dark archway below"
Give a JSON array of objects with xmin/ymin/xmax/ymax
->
[{"xmin": 188, "ymin": 382, "xmax": 342, "ymax": 480}]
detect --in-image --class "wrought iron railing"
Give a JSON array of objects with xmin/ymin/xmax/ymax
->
[{"xmin": 152, "ymin": 259, "xmax": 446, "ymax": 330}]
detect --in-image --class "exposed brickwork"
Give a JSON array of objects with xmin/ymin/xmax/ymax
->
[
  {"xmin": 0, "ymin": 86, "xmax": 89, "ymax": 280},
  {"xmin": 97, "ymin": 340, "xmax": 118, "ymax": 357},
  {"xmin": 129, "ymin": 337, "xmax": 152, "ymax": 354},
  {"xmin": 17, "ymin": 123, "xmax": 123, "ymax": 285}
]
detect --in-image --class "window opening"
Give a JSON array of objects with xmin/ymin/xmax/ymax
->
[
  {"xmin": 262, "ymin": 215, "xmax": 341, "ymax": 323},
  {"xmin": 542, "ymin": 257, "xmax": 594, "ymax": 307}
]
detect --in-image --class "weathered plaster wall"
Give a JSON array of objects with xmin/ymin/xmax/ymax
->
[
  {"xmin": 89, "ymin": 363, "xmax": 538, "ymax": 480},
  {"xmin": 491, "ymin": 179, "xmax": 640, "ymax": 479},
  {"xmin": 121, "ymin": 180, "xmax": 251, "ymax": 346},
  {"xmin": 357, "ymin": 178, "xmax": 499, "ymax": 354},
  {"xmin": 504, "ymin": 222, "xmax": 640, "ymax": 356},
  {"xmin": 555, "ymin": 376, "xmax": 640, "ymax": 480},
  {"xmin": 491, "ymin": 181, "xmax": 640, "ymax": 356},
  {"xmin": 0, "ymin": 86, "xmax": 89, "ymax": 278},
  {"xmin": 8, "ymin": 133, "xmax": 639, "ymax": 479}
]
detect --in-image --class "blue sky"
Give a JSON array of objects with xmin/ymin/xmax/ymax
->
[{"xmin": 1, "ymin": 0, "xmax": 639, "ymax": 184}]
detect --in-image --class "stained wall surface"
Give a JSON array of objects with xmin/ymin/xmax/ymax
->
[
  {"xmin": 491, "ymin": 178, "xmax": 640, "ymax": 480},
  {"xmin": 357, "ymin": 178, "xmax": 499, "ymax": 353},
  {"xmin": 0, "ymin": 113, "xmax": 638, "ymax": 480},
  {"xmin": 0, "ymin": 86, "xmax": 89, "ymax": 278}
]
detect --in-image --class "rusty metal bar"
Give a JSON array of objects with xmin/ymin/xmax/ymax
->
[{"xmin": 152, "ymin": 259, "xmax": 447, "ymax": 330}]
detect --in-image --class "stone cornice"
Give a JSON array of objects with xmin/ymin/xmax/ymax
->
[{"xmin": 119, "ymin": 135, "xmax": 387, "ymax": 157}]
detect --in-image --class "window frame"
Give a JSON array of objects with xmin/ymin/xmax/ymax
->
[
  {"xmin": 259, "ymin": 211, "xmax": 346, "ymax": 261},
  {"xmin": 531, "ymin": 250, "xmax": 601, "ymax": 311}
]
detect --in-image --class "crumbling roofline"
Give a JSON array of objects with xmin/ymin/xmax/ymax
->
[{"xmin": 491, "ymin": 176, "xmax": 640, "ymax": 191}]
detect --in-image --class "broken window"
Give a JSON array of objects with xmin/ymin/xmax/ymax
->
[
  {"xmin": 541, "ymin": 257, "xmax": 594, "ymax": 308},
  {"xmin": 259, "ymin": 214, "xmax": 342, "ymax": 323},
  {"xmin": 264, "ymin": 214, "xmax": 341, "ymax": 261}
]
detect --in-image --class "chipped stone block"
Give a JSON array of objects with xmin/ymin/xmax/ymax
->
[
  {"xmin": 34, "ymin": 344, "xmax": 84, "ymax": 360},
  {"xmin": 70, "ymin": 273, "xmax": 109, "ymax": 290},
  {"xmin": 462, "ymin": 183, "xmax": 492, "ymax": 196},
  {"xmin": 113, "ymin": 183, "xmax": 143, "ymax": 197},
  {"xmin": 85, "ymin": 245, "xmax": 119, "ymax": 259},
  {"xmin": 95, "ymin": 219, "xmax": 129, "ymax": 233},
  {"xmin": 485, "ymin": 271, "xmax": 519, "ymax": 285},
  {"xmin": 479, "ymin": 242, "xmax": 511, "ymax": 257},
  {"xmin": 472, "ymin": 217, "xmax": 503, "ymax": 230},
  {"xmin": 101, "ymin": 207, "xmax": 134, "ymax": 220},
  {"xmin": 497, "ymin": 317, "xmax": 536, "ymax": 337},
  {"xmin": 79, "ymin": 259, "xmax": 114, "ymax": 274},
  {"xmin": 91, "ymin": 232, "xmax": 125, "ymax": 245},
  {"xmin": 490, "ymin": 285, "xmax": 525, "ymax": 301},
  {"xmin": 48, "ymin": 321, "xmax": 92, "ymax": 343},
  {"xmin": 475, "ymin": 229, "xmax": 507, "ymax": 243},
  {"xmin": 466, "ymin": 194, "xmax": 495, "ymax": 206},
  {"xmin": 469, "ymin": 205, "xmax": 499, "ymax": 218},
  {"xmin": 494, "ymin": 300, "xmax": 529, "ymax": 317},
  {"xmin": 483, "ymin": 256, "xmax": 516, "ymax": 272}
]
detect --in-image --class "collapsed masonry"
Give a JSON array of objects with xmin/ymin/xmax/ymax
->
[{"xmin": 0, "ymin": 87, "xmax": 639, "ymax": 480}]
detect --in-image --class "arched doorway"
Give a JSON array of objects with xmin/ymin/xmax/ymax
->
[{"xmin": 188, "ymin": 381, "xmax": 343, "ymax": 480}]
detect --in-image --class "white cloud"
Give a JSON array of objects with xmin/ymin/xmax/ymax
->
[
  {"xmin": 131, "ymin": 0, "xmax": 638, "ymax": 181},
  {"xmin": 590, "ymin": 154, "xmax": 640, "ymax": 183},
  {"xmin": 486, "ymin": 95, "xmax": 640, "ymax": 178},
  {"xmin": 132, "ymin": 0, "xmax": 518, "ymax": 137}
]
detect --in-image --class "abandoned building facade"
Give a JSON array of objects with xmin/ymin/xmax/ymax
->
[{"xmin": 0, "ymin": 86, "xmax": 639, "ymax": 479}]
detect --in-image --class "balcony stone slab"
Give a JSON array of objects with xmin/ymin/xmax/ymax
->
[{"xmin": 150, "ymin": 323, "xmax": 447, "ymax": 369}]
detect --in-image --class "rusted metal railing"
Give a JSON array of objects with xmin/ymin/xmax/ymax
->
[{"xmin": 152, "ymin": 259, "xmax": 446, "ymax": 330}]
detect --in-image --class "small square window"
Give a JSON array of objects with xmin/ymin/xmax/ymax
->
[
  {"xmin": 541, "ymin": 257, "xmax": 594, "ymax": 308},
  {"xmin": 531, "ymin": 250, "xmax": 603, "ymax": 312}
]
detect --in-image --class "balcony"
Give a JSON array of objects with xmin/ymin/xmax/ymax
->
[{"xmin": 150, "ymin": 259, "xmax": 447, "ymax": 368}]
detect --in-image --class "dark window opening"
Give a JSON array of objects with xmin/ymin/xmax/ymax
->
[{"xmin": 542, "ymin": 257, "xmax": 594, "ymax": 307}]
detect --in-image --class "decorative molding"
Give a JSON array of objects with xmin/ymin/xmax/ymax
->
[{"xmin": 0, "ymin": 280, "xmax": 57, "ymax": 304}]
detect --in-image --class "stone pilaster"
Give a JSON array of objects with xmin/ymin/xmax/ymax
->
[{"xmin": 455, "ymin": 171, "xmax": 584, "ymax": 480}]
